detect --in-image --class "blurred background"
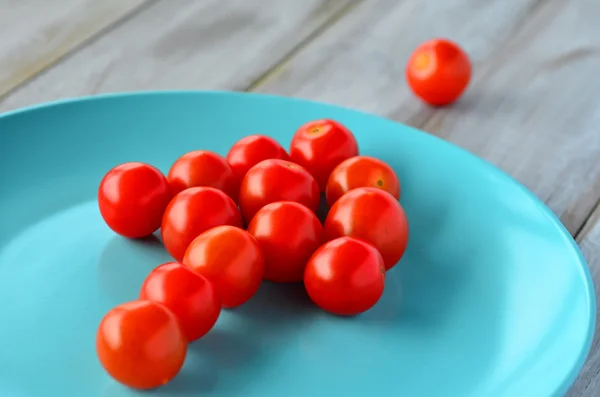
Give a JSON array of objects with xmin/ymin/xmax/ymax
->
[{"xmin": 1, "ymin": 0, "xmax": 599, "ymax": 395}]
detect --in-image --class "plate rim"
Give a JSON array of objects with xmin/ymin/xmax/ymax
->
[{"xmin": 0, "ymin": 89, "xmax": 596, "ymax": 396}]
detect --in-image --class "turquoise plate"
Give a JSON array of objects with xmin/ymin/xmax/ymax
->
[{"xmin": 0, "ymin": 91, "xmax": 595, "ymax": 397}]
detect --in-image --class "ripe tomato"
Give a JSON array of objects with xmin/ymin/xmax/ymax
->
[
  {"xmin": 161, "ymin": 187, "xmax": 243, "ymax": 262},
  {"xmin": 98, "ymin": 162, "xmax": 171, "ymax": 238},
  {"xmin": 96, "ymin": 300, "xmax": 187, "ymax": 389},
  {"xmin": 326, "ymin": 156, "xmax": 400, "ymax": 206},
  {"xmin": 167, "ymin": 150, "xmax": 238, "ymax": 201},
  {"xmin": 406, "ymin": 38, "xmax": 471, "ymax": 106},
  {"xmin": 247, "ymin": 201, "xmax": 323, "ymax": 283},
  {"xmin": 304, "ymin": 236, "xmax": 385, "ymax": 316},
  {"xmin": 324, "ymin": 187, "xmax": 409, "ymax": 270},
  {"xmin": 139, "ymin": 262, "xmax": 221, "ymax": 342},
  {"xmin": 238, "ymin": 159, "xmax": 320, "ymax": 223},
  {"xmin": 290, "ymin": 119, "xmax": 359, "ymax": 191},
  {"xmin": 183, "ymin": 225, "xmax": 265, "ymax": 308},
  {"xmin": 226, "ymin": 134, "xmax": 290, "ymax": 185}
]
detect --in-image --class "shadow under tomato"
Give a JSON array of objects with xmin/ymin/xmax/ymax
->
[
  {"xmin": 233, "ymin": 281, "xmax": 321, "ymax": 326},
  {"xmin": 97, "ymin": 233, "xmax": 172, "ymax": 306},
  {"xmin": 161, "ymin": 282, "xmax": 322, "ymax": 394},
  {"xmin": 153, "ymin": 328, "xmax": 258, "ymax": 395},
  {"xmin": 148, "ymin": 328, "xmax": 260, "ymax": 395}
]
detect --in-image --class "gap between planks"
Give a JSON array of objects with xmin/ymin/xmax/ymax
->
[
  {"xmin": 244, "ymin": 0, "xmax": 364, "ymax": 92},
  {"xmin": 0, "ymin": 0, "xmax": 159, "ymax": 101}
]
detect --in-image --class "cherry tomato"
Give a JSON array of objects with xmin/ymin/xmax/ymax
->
[
  {"xmin": 161, "ymin": 187, "xmax": 243, "ymax": 262},
  {"xmin": 326, "ymin": 156, "xmax": 400, "ymax": 207},
  {"xmin": 139, "ymin": 262, "xmax": 221, "ymax": 342},
  {"xmin": 96, "ymin": 300, "xmax": 187, "ymax": 389},
  {"xmin": 167, "ymin": 150, "xmax": 238, "ymax": 201},
  {"xmin": 304, "ymin": 236, "xmax": 385, "ymax": 316},
  {"xmin": 98, "ymin": 162, "xmax": 171, "ymax": 238},
  {"xmin": 290, "ymin": 119, "xmax": 359, "ymax": 191},
  {"xmin": 183, "ymin": 225, "xmax": 265, "ymax": 308},
  {"xmin": 406, "ymin": 38, "xmax": 471, "ymax": 106},
  {"xmin": 226, "ymin": 134, "xmax": 290, "ymax": 185},
  {"xmin": 238, "ymin": 159, "xmax": 320, "ymax": 223},
  {"xmin": 247, "ymin": 201, "xmax": 324, "ymax": 283},
  {"xmin": 324, "ymin": 187, "xmax": 409, "ymax": 270}
]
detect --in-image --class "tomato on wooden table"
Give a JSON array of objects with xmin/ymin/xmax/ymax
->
[
  {"xmin": 183, "ymin": 225, "xmax": 265, "ymax": 308},
  {"xmin": 290, "ymin": 119, "xmax": 359, "ymax": 191},
  {"xmin": 161, "ymin": 187, "xmax": 243, "ymax": 262},
  {"xmin": 96, "ymin": 300, "xmax": 187, "ymax": 389},
  {"xmin": 98, "ymin": 162, "xmax": 171, "ymax": 238},
  {"xmin": 247, "ymin": 201, "xmax": 324, "ymax": 283},
  {"xmin": 226, "ymin": 134, "xmax": 290, "ymax": 185},
  {"xmin": 324, "ymin": 187, "xmax": 409, "ymax": 270},
  {"xmin": 406, "ymin": 38, "xmax": 471, "ymax": 106},
  {"xmin": 140, "ymin": 262, "xmax": 221, "ymax": 342},
  {"xmin": 167, "ymin": 150, "xmax": 238, "ymax": 201},
  {"xmin": 238, "ymin": 159, "xmax": 320, "ymax": 223},
  {"xmin": 304, "ymin": 236, "xmax": 385, "ymax": 316},
  {"xmin": 326, "ymin": 155, "xmax": 400, "ymax": 206}
]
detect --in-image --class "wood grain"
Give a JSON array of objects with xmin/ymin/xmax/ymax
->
[
  {"xmin": 0, "ymin": 0, "xmax": 150, "ymax": 97},
  {"xmin": 0, "ymin": 0, "xmax": 354, "ymax": 112},
  {"xmin": 254, "ymin": 0, "xmax": 600, "ymax": 235}
]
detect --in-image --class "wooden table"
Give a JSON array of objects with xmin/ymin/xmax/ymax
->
[{"xmin": 1, "ymin": 0, "xmax": 598, "ymax": 395}]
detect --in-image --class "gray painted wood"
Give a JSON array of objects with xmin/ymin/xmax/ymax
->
[
  {"xmin": 255, "ymin": 0, "xmax": 600, "ymax": 235},
  {"xmin": 568, "ymin": 206, "xmax": 600, "ymax": 397},
  {"xmin": 0, "ymin": 0, "xmax": 354, "ymax": 112},
  {"xmin": 0, "ymin": 0, "xmax": 149, "ymax": 97}
]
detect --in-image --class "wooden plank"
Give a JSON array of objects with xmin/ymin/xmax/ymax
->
[
  {"xmin": 568, "ymin": 204, "xmax": 600, "ymax": 397},
  {"xmin": 254, "ymin": 0, "xmax": 600, "ymax": 235},
  {"xmin": 0, "ymin": 0, "xmax": 354, "ymax": 112},
  {"xmin": 0, "ymin": 0, "xmax": 150, "ymax": 97}
]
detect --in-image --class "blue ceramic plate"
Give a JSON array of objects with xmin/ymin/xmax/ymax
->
[{"xmin": 0, "ymin": 91, "xmax": 594, "ymax": 397}]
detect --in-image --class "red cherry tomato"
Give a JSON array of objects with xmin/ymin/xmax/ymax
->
[
  {"xmin": 406, "ymin": 38, "xmax": 471, "ymax": 106},
  {"xmin": 98, "ymin": 162, "xmax": 171, "ymax": 238},
  {"xmin": 161, "ymin": 187, "xmax": 243, "ymax": 262},
  {"xmin": 247, "ymin": 201, "xmax": 324, "ymax": 283},
  {"xmin": 226, "ymin": 134, "xmax": 290, "ymax": 185},
  {"xmin": 183, "ymin": 225, "xmax": 265, "ymax": 308},
  {"xmin": 324, "ymin": 187, "xmax": 409, "ymax": 270},
  {"xmin": 238, "ymin": 159, "xmax": 320, "ymax": 223},
  {"xmin": 304, "ymin": 236, "xmax": 385, "ymax": 316},
  {"xmin": 290, "ymin": 119, "xmax": 359, "ymax": 191},
  {"xmin": 326, "ymin": 156, "xmax": 400, "ymax": 207},
  {"xmin": 167, "ymin": 150, "xmax": 238, "ymax": 201},
  {"xmin": 139, "ymin": 262, "xmax": 221, "ymax": 342},
  {"xmin": 96, "ymin": 300, "xmax": 187, "ymax": 389}
]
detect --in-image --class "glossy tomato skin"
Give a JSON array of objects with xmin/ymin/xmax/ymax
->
[
  {"xmin": 167, "ymin": 150, "xmax": 238, "ymax": 202},
  {"xmin": 304, "ymin": 236, "xmax": 385, "ymax": 316},
  {"xmin": 326, "ymin": 156, "xmax": 400, "ymax": 207},
  {"xmin": 406, "ymin": 38, "xmax": 471, "ymax": 106},
  {"xmin": 183, "ymin": 225, "xmax": 265, "ymax": 308},
  {"xmin": 238, "ymin": 159, "xmax": 320, "ymax": 223},
  {"xmin": 324, "ymin": 187, "xmax": 409, "ymax": 270},
  {"xmin": 139, "ymin": 262, "xmax": 221, "ymax": 342},
  {"xmin": 226, "ymin": 135, "xmax": 290, "ymax": 185},
  {"xmin": 247, "ymin": 201, "xmax": 324, "ymax": 283},
  {"xmin": 98, "ymin": 162, "xmax": 171, "ymax": 238},
  {"xmin": 96, "ymin": 300, "xmax": 187, "ymax": 390},
  {"xmin": 290, "ymin": 119, "xmax": 359, "ymax": 191},
  {"xmin": 161, "ymin": 187, "xmax": 243, "ymax": 262}
]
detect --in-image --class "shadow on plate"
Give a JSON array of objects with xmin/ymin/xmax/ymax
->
[{"xmin": 97, "ymin": 233, "xmax": 172, "ymax": 306}]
